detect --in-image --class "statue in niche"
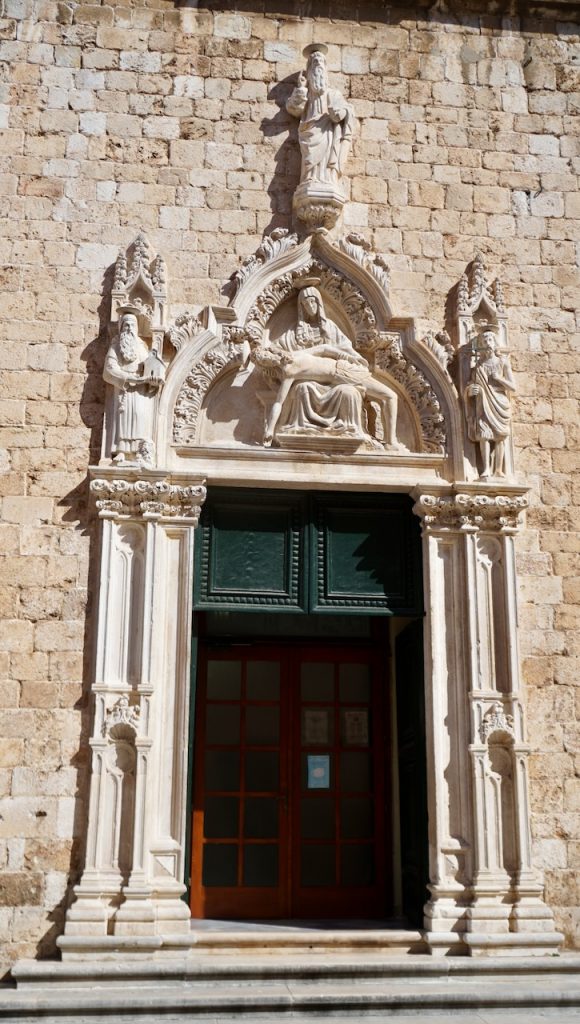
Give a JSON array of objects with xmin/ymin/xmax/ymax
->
[
  {"xmin": 286, "ymin": 45, "xmax": 354, "ymax": 229},
  {"xmin": 463, "ymin": 329, "xmax": 515, "ymax": 479},
  {"xmin": 104, "ymin": 310, "xmax": 166, "ymax": 465},
  {"xmin": 253, "ymin": 283, "xmax": 401, "ymax": 452}
]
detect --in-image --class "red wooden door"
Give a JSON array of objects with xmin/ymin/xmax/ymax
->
[{"xmin": 190, "ymin": 642, "xmax": 389, "ymax": 919}]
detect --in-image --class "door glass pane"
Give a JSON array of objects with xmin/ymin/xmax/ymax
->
[
  {"xmin": 243, "ymin": 844, "xmax": 278, "ymax": 886},
  {"xmin": 340, "ymin": 752, "xmax": 371, "ymax": 792},
  {"xmin": 245, "ymin": 706, "xmax": 279, "ymax": 746},
  {"xmin": 301, "ymin": 662, "xmax": 334, "ymax": 702},
  {"xmin": 204, "ymin": 797, "xmax": 239, "ymax": 838},
  {"xmin": 247, "ymin": 661, "xmax": 280, "ymax": 700},
  {"xmin": 340, "ymin": 708, "xmax": 370, "ymax": 747},
  {"xmin": 301, "ymin": 799, "xmax": 334, "ymax": 839},
  {"xmin": 341, "ymin": 844, "xmax": 374, "ymax": 886},
  {"xmin": 244, "ymin": 797, "xmax": 278, "ymax": 838},
  {"xmin": 205, "ymin": 751, "xmax": 239, "ymax": 792},
  {"xmin": 245, "ymin": 751, "xmax": 279, "ymax": 792},
  {"xmin": 339, "ymin": 663, "xmax": 370, "ymax": 703},
  {"xmin": 206, "ymin": 704, "xmax": 240, "ymax": 745},
  {"xmin": 340, "ymin": 797, "xmax": 373, "ymax": 839},
  {"xmin": 300, "ymin": 844, "xmax": 335, "ymax": 886},
  {"xmin": 207, "ymin": 660, "xmax": 241, "ymax": 700},
  {"xmin": 302, "ymin": 707, "xmax": 333, "ymax": 746},
  {"xmin": 202, "ymin": 844, "xmax": 238, "ymax": 886}
]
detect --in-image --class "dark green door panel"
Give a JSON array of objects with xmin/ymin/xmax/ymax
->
[
  {"xmin": 195, "ymin": 492, "xmax": 306, "ymax": 611},
  {"xmin": 194, "ymin": 489, "xmax": 423, "ymax": 617},
  {"xmin": 311, "ymin": 495, "xmax": 422, "ymax": 615}
]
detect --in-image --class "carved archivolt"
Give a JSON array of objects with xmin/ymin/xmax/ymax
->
[
  {"xmin": 172, "ymin": 339, "xmax": 243, "ymax": 445},
  {"xmin": 91, "ymin": 477, "xmax": 207, "ymax": 521},
  {"xmin": 374, "ymin": 336, "xmax": 446, "ymax": 454},
  {"xmin": 414, "ymin": 492, "xmax": 528, "ymax": 531},
  {"xmin": 166, "ymin": 312, "xmax": 204, "ymax": 353},
  {"xmin": 170, "ymin": 244, "xmax": 448, "ymax": 455}
]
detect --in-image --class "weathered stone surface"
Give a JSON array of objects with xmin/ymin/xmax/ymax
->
[{"xmin": 0, "ymin": 0, "xmax": 579, "ymax": 974}]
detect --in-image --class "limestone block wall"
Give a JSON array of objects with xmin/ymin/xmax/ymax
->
[{"xmin": 0, "ymin": 0, "xmax": 579, "ymax": 973}]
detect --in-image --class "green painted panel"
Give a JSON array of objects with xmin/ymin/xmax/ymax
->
[
  {"xmin": 195, "ymin": 491, "xmax": 305, "ymax": 610},
  {"xmin": 311, "ymin": 494, "xmax": 422, "ymax": 615},
  {"xmin": 194, "ymin": 489, "xmax": 423, "ymax": 616}
]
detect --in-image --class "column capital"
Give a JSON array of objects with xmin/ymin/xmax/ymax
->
[
  {"xmin": 89, "ymin": 468, "xmax": 207, "ymax": 523},
  {"xmin": 412, "ymin": 485, "xmax": 528, "ymax": 532}
]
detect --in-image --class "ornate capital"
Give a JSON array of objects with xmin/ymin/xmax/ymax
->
[
  {"xmin": 91, "ymin": 476, "xmax": 207, "ymax": 522},
  {"xmin": 413, "ymin": 491, "xmax": 528, "ymax": 531},
  {"xmin": 103, "ymin": 695, "xmax": 140, "ymax": 737},
  {"xmin": 480, "ymin": 702, "xmax": 515, "ymax": 743}
]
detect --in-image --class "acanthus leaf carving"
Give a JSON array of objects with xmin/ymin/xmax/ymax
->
[
  {"xmin": 374, "ymin": 335, "xmax": 446, "ymax": 454},
  {"xmin": 91, "ymin": 477, "xmax": 207, "ymax": 521},
  {"xmin": 419, "ymin": 329, "xmax": 454, "ymax": 374},
  {"xmin": 481, "ymin": 702, "xmax": 516, "ymax": 743},
  {"xmin": 229, "ymin": 229, "xmax": 299, "ymax": 300},
  {"xmin": 337, "ymin": 233, "xmax": 390, "ymax": 295},
  {"xmin": 166, "ymin": 312, "xmax": 204, "ymax": 353},
  {"xmin": 413, "ymin": 492, "xmax": 528, "ymax": 531},
  {"xmin": 103, "ymin": 695, "xmax": 140, "ymax": 738}
]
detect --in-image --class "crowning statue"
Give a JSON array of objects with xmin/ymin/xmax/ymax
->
[
  {"xmin": 253, "ymin": 282, "xmax": 400, "ymax": 453},
  {"xmin": 286, "ymin": 44, "xmax": 354, "ymax": 230},
  {"xmin": 463, "ymin": 329, "xmax": 515, "ymax": 479},
  {"xmin": 103, "ymin": 310, "xmax": 166, "ymax": 465}
]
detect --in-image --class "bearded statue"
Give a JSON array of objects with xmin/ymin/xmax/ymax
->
[{"xmin": 103, "ymin": 311, "xmax": 165, "ymax": 465}]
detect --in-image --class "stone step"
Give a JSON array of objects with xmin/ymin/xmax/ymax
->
[
  {"xmin": 1, "ymin": 954, "xmax": 580, "ymax": 1021},
  {"xmin": 10, "ymin": 952, "xmax": 580, "ymax": 989}
]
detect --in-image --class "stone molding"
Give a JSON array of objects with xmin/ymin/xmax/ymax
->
[
  {"xmin": 90, "ymin": 476, "xmax": 207, "ymax": 522},
  {"xmin": 413, "ymin": 491, "xmax": 528, "ymax": 530}
]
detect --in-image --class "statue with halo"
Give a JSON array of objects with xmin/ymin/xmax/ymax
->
[{"xmin": 252, "ymin": 281, "xmax": 401, "ymax": 453}]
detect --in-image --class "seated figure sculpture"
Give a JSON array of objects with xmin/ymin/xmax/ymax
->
[{"xmin": 254, "ymin": 285, "xmax": 400, "ymax": 452}]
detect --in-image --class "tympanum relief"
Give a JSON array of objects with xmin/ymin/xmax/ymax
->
[{"xmin": 251, "ymin": 281, "xmax": 402, "ymax": 453}]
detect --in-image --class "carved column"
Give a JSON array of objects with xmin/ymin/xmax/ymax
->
[
  {"xmin": 60, "ymin": 472, "xmax": 206, "ymax": 955},
  {"xmin": 414, "ymin": 489, "xmax": 562, "ymax": 957}
]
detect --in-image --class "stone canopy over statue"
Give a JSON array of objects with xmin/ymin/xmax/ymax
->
[
  {"xmin": 251, "ymin": 282, "xmax": 401, "ymax": 453},
  {"xmin": 286, "ymin": 44, "xmax": 354, "ymax": 230}
]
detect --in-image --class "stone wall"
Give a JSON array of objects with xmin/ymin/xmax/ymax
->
[{"xmin": 0, "ymin": 0, "xmax": 579, "ymax": 973}]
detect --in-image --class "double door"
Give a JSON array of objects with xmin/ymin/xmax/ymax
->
[{"xmin": 190, "ymin": 642, "xmax": 389, "ymax": 919}]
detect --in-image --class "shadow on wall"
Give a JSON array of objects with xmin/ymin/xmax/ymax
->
[
  {"xmin": 178, "ymin": 0, "xmax": 579, "ymax": 34},
  {"xmin": 31, "ymin": 268, "xmax": 113, "ymax": 964}
]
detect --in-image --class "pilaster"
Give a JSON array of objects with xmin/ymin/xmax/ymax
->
[
  {"xmin": 59, "ymin": 469, "xmax": 206, "ymax": 956},
  {"xmin": 413, "ymin": 486, "xmax": 562, "ymax": 957}
]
